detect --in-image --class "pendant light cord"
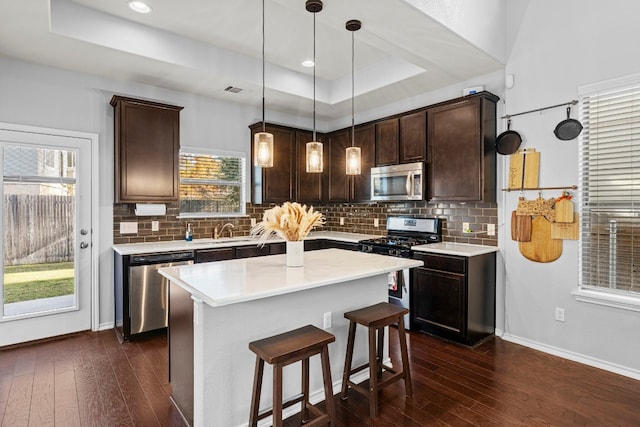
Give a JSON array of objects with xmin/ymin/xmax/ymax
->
[
  {"xmin": 312, "ymin": 11, "xmax": 317, "ymax": 141},
  {"xmin": 351, "ymin": 29, "xmax": 355, "ymax": 147},
  {"xmin": 261, "ymin": 0, "xmax": 266, "ymax": 133}
]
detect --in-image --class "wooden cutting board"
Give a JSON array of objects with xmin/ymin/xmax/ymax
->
[
  {"xmin": 555, "ymin": 198, "xmax": 574, "ymax": 223},
  {"xmin": 511, "ymin": 211, "xmax": 532, "ymax": 242},
  {"xmin": 509, "ymin": 148, "xmax": 540, "ymax": 189},
  {"xmin": 519, "ymin": 216, "xmax": 563, "ymax": 262},
  {"xmin": 551, "ymin": 213, "xmax": 579, "ymax": 240}
]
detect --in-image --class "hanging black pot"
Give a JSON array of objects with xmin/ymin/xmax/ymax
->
[
  {"xmin": 496, "ymin": 119, "xmax": 523, "ymax": 155},
  {"xmin": 554, "ymin": 106, "xmax": 583, "ymax": 140}
]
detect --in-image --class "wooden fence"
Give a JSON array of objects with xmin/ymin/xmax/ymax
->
[{"xmin": 3, "ymin": 194, "xmax": 74, "ymax": 265}]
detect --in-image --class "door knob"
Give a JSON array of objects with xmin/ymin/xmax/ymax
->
[{"xmin": 80, "ymin": 242, "xmax": 89, "ymax": 249}]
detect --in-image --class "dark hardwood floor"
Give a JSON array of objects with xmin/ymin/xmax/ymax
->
[{"xmin": 1, "ymin": 328, "xmax": 639, "ymax": 426}]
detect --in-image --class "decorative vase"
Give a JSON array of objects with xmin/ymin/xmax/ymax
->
[{"xmin": 286, "ymin": 240, "xmax": 304, "ymax": 267}]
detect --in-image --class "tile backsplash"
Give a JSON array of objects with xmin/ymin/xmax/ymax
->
[{"xmin": 113, "ymin": 201, "xmax": 497, "ymax": 246}]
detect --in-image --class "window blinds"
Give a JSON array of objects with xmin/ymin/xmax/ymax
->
[{"xmin": 579, "ymin": 81, "xmax": 640, "ymax": 295}]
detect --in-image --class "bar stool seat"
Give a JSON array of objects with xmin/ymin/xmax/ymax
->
[
  {"xmin": 248, "ymin": 325, "xmax": 336, "ymax": 427},
  {"xmin": 340, "ymin": 302, "xmax": 412, "ymax": 419}
]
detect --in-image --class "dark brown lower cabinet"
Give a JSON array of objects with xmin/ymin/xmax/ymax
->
[
  {"xmin": 194, "ymin": 247, "xmax": 234, "ymax": 263},
  {"xmin": 168, "ymin": 281, "xmax": 194, "ymax": 426},
  {"xmin": 235, "ymin": 245, "xmax": 270, "ymax": 259},
  {"xmin": 411, "ymin": 251, "xmax": 495, "ymax": 346}
]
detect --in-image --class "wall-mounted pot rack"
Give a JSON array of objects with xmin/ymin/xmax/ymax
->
[
  {"xmin": 501, "ymin": 100, "xmax": 578, "ymax": 120},
  {"xmin": 502, "ymin": 185, "xmax": 577, "ymax": 192}
]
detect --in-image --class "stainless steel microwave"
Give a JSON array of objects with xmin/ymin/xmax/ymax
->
[{"xmin": 370, "ymin": 162, "xmax": 424, "ymax": 201}]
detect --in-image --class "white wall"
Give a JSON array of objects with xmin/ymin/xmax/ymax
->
[
  {"xmin": 501, "ymin": 0, "xmax": 640, "ymax": 377},
  {"xmin": 0, "ymin": 56, "xmax": 303, "ymax": 328}
]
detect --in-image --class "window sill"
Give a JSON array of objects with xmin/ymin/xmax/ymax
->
[{"xmin": 572, "ymin": 289, "xmax": 640, "ymax": 313}]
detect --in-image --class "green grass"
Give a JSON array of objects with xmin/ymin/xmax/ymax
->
[{"xmin": 3, "ymin": 262, "xmax": 74, "ymax": 304}]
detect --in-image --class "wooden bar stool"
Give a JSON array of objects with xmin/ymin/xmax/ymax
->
[
  {"xmin": 248, "ymin": 325, "xmax": 336, "ymax": 427},
  {"xmin": 340, "ymin": 302, "xmax": 412, "ymax": 419}
]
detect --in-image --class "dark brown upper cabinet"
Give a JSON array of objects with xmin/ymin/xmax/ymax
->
[
  {"xmin": 327, "ymin": 124, "xmax": 375, "ymax": 203},
  {"xmin": 427, "ymin": 93, "xmax": 498, "ymax": 203},
  {"xmin": 375, "ymin": 111, "xmax": 427, "ymax": 166},
  {"xmin": 296, "ymin": 130, "xmax": 325, "ymax": 204},
  {"xmin": 399, "ymin": 110, "xmax": 427, "ymax": 163},
  {"xmin": 111, "ymin": 96, "xmax": 183, "ymax": 203},
  {"xmin": 375, "ymin": 118, "xmax": 399, "ymax": 166},
  {"xmin": 250, "ymin": 123, "xmax": 325, "ymax": 204},
  {"xmin": 250, "ymin": 123, "xmax": 296, "ymax": 204}
]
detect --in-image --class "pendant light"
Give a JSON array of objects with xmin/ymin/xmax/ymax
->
[
  {"xmin": 345, "ymin": 19, "xmax": 362, "ymax": 175},
  {"xmin": 305, "ymin": 0, "xmax": 323, "ymax": 173},
  {"xmin": 253, "ymin": 0, "xmax": 274, "ymax": 167}
]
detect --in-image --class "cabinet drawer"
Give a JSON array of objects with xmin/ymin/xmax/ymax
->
[
  {"xmin": 235, "ymin": 245, "xmax": 270, "ymax": 259},
  {"xmin": 195, "ymin": 248, "xmax": 234, "ymax": 263},
  {"xmin": 413, "ymin": 253, "xmax": 465, "ymax": 274}
]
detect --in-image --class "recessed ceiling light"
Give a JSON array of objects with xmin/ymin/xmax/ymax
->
[
  {"xmin": 301, "ymin": 60, "xmax": 315, "ymax": 68},
  {"xmin": 128, "ymin": 1, "xmax": 152, "ymax": 14}
]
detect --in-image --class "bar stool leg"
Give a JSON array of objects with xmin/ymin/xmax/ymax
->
[
  {"xmin": 368, "ymin": 326, "xmax": 379, "ymax": 419},
  {"xmin": 376, "ymin": 327, "xmax": 384, "ymax": 380},
  {"xmin": 249, "ymin": 356, "xmax": 264, "ymax": 427},
  {"xmin": 398, "ymin": 317, "xmax": 413, "ymax": 397},
  {"xmin": 340, "ymin": 321, "xmax": 356, "ymax": 399},
  {"xmin": 273, "ymin": 364, "xmax": 283, "ymax": 427},
  {"xmin": 301, "ymin": 357, "xmax": 310, "ymax": 422},
  {"xmin": 320, "ymin": 346, "xmax": 336, "ymax": 425}
]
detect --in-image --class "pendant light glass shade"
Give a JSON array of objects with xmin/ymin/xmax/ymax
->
[
  {"xmin": 305, "ymin": 0, "xmax": 323, "ymax": 173},
  {"xmin": 254, "ymin": 132, "xmax": 274, "ymax": 167},
  {"xmin": 254, "ymin": 0, "xmax": 274, "ymax": 167},
  {"xmin": 346, "ymin": 146, "xmax": 361, "ymax": 175},
  {"xmin": 345, "ymin": 19, "xmax": 361, "ymax": 175},
  {"xmin": 306, "ymin": 141, "xmax": 323, "ymax": 172}
]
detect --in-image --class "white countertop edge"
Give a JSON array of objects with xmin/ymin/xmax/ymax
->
[
  {"xmin": 159, "ymin": 250, "xmax": 422, "ymax": 307},
  {"xmin": 411, "ymin": 242, "xmax": 499, "ymax": 257},
  {"xmin": 113, "ymin": 231, "xmax": 379, "ymax": 255}
]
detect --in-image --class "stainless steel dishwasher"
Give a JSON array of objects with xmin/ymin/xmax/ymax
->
[{"xmin": 129, "ymin": 251, "xmax": 193, "ymax": 335}]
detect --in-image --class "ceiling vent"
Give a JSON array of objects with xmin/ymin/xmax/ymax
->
[{"xmin": 224, "ymin": 85, "xmax": 244, "ymax": 94}]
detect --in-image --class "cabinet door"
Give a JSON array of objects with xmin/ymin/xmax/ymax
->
[
  {"xmin": 111, "ymin": 96, "xmax": 183, "ymax": 203},
  {"xmin": 304, "ymin": 240, "xmax": 325, "ymax": 251},
  {"xmin": 324, "ymin": 240, "xmax": 359, "ymax": 251},
  {"xmin": 195, "ymin": 248, "xmax": 234, "ymax": 263},
  {"xmin": 235, "ymin": 245, "xmax": 270, "ymax": 259},
  {"xmin": 399, "ymin": 110, "xmax": 427, "ymax": 163},
  {"xmin": 427, "ymin": 95, "xmax": 497, "ymax": 202},
  {"xmin": 327, "ymin": 129, "xmax": 350, "ymax": 203},
  {"xmin": 269, "ymin": 242, "xmax": 286, "ymax": 255},
  {"xmin": 375, "ymin": 118, "xmax": 399, "ymax": 166},
  {"xmin": 351, "ymin": 124, "xmax": 375, "ymax": 202},
  {"xmin": 296, "ymin": 130, "xmax": 325, "ymax": 203},
  {"xmin": 411, "ymin": 267, "xmax": 465, "ymax": 340},
  {"xmin": 251, "ymin": 123, "xmax": 296, "ymax": 204}
]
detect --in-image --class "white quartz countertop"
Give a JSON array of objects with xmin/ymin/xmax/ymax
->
[
  {"xmin": 158, "ymin": 248, "xmax": 422, "ymax": 307},
  {"xmin": 112, "ymin": 230, "xmax": 378, "ymax": 255},
  {"xmin": 412, "ymin": 242, "xmax": 499, "ymax": 257}
]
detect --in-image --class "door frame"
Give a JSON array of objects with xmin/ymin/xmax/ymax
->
[{"xmin": 0, "ymin": 122, "xmax": 100, "ymax": 334}]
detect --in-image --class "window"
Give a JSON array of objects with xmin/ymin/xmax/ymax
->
[
  {"xmin": 179, "ymin": 147, "xmax": 246, "ymax": 217},
  {"xmin": 578, "ymin": 75, "xmax": 640, "ymax": 300}
]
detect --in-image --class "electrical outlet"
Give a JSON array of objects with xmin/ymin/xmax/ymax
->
[
  {"xmin": 340, "ymin": 217, "xmax": 345, "ymax": 226},
  {"xmin": 119, "ymin": 222, "xmax": 138, "ymax": 234},
  {"xmin": 555, "ymin": 307, "xmax": 565, "ymax": 322},
  {"xmin": 463, "ymin": 222, "xmax": 470, "ymax": 233},
  {"xmin": 374, "ymin": 218, "xmax": 379, "ymax": 227},
  {"xmin": 151, "ymin": 220, "xmax": 159, "ymax": 231},
  {"xmin": 323, "ymin": 312, "xmax": 332, "ymax": 329},
  {"xmin": 250, "ymin": 218, "xmax": 256, "ymax": 227},
  {"xmin": 487, "ymin": 224, "xmax": 496, "ymax": 236}
]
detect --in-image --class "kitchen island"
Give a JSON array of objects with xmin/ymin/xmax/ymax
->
[{"xmin": 159, "ymin": 248, "xmax": 422, "ymax": 427}]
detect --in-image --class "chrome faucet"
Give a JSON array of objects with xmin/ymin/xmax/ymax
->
[{"xmin": 214, "ymin": 223, "xmax": 234, "ymax": 239}]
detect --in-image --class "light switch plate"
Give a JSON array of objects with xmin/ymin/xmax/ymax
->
[
  {"xmin": 151, "ymin": 220, "xmax": 159, "ymax": 231},
  {"xmin": 340, "ymin": 217, "xmax": 344, "ymax": 225},
  {"xmin": 250, "ymin": 218, "xmax": 256, "ymax": 227},
  {"xmin": 119, "ymin": 222, "xmax": 138, "ymax": 234},
  {"xmin": 487, "ymin": 224, "xmax": 496, "ymax": 236},
  {"xmin": 374, "ymin": 218, "xmax": 379, "ymax": 227}
]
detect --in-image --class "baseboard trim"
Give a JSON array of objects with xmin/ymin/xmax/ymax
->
[
  {"xmin": 97, "ymin": 321, "xmax": 115, "ymax": 331},
  {"xmin": 501, "ymin": 333, "xmax": 640, "ymax": 381}
]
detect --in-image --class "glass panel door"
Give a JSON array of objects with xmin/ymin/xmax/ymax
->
[{"xmin": 0, "ymin": 125, "xmax": 93, "ymax": 346}]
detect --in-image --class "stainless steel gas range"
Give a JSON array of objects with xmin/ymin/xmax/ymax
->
[{"xmin": 359, "ymin": 217, "xmax": 442, "ymax": 329}]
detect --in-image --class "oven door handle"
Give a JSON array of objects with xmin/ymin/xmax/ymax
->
[{"xmin": 406, "ymin": 172, "xmax": 413, "ymax": 197}]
